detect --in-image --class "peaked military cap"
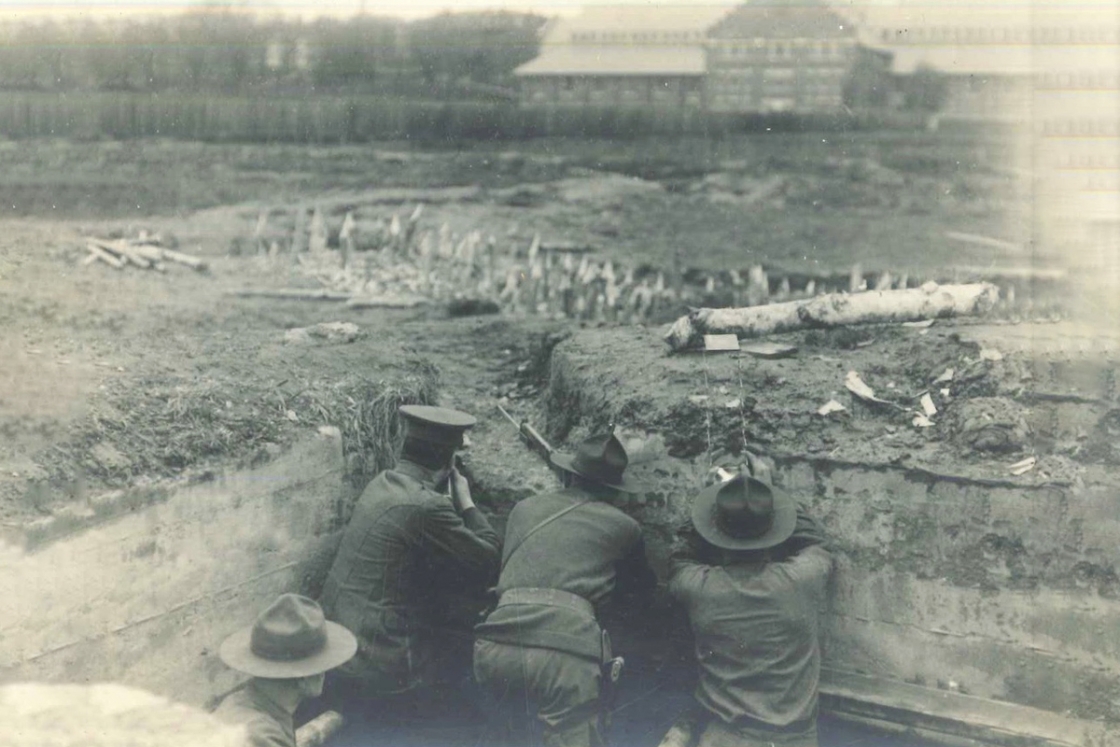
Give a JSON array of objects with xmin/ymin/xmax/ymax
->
[{"xmin": 399, "ymin": 404, "xmax": 477, "ymax": 446}]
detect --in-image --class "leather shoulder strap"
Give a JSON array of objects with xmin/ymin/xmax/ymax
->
[{"xmin": 500, "ymin": 497, "xmax": 590, "ymax": 572}]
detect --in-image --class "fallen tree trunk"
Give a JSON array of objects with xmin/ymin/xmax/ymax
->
[{"xmin": 664, "ymin": 282, "xmax": 999, "ymax": 351}]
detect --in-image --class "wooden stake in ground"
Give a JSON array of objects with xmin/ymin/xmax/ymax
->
[
  {"xmin": 664, "ymin": 282, "xmax": 1000, "ymax": 351},
  {"xmin": 339, "ymin": 211, "xmax": 356, "ymax": 268}
]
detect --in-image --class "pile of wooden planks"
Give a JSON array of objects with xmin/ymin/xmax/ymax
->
[{"xmin": 83, "ymin": 238, "xmax": 207, "ymax": 273}]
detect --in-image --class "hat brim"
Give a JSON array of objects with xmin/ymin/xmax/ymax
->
[
  {"xmin": 690, "ymin": 477, "xmax": 797, "ymax": 551},
  {"xmin": 550, "ymin": 452, "xmax": 647, "ymax": 493},
  {"xmin": 219, "ymin": 621, "xmax": 357, "ymax": 679}
]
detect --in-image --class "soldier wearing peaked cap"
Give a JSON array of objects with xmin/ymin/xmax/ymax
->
[
  {"xmin": 474, "ymin": 431, "xmax": 658, "ymax": 747},
  {"xmin": 317, "ymin": 405, "xmax": 500, "ymax": 714},
  {"xmin": 668, "ymin": 454, "xmax": 832, "ymax": 747}
]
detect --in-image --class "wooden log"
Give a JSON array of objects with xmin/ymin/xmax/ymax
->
[
  {"xmin": 84, "ymin": 244, "xmax": 125, "ymax": 269},
  {"xmin": 160, "ymin": 248, "xmax": 208, "ymax": 271},
  {"xmin": 296, "ymin": 710, "xmax": 344, "ymax": 747},
  {"xmin": 945, "ymin": 231, "xmax": 1024, "ymax": 254},
  {"xmin": 346, "ymin": 294, "xmax": 429, "ymax": 309},
  {"xmin": 88, "ymin": 239, "xmax": 151, "ymax": 269},
  {"xmin": 664, "ymin": 282, "xmax": 1000, "ymax": 351},
  {"xmin": 231, "ymin": 289, "xmax": 351, "ymax": 301}
]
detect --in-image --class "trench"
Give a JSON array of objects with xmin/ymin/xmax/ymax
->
[
  {"xmin": 406, "ymin": 322, "xmax": 1120, "ymax": 746},
  {"xmin": 5, "ymin": 316, "xmax": 1117, "ymax": 746}
]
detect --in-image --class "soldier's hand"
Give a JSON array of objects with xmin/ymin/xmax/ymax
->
[
  {"xmin": 744, "ymin": 451, "xmax": 774, "ymax": 485},
  {"xmin": 449, "ymin": 466, "xmax": 475, "ymax": 512}
]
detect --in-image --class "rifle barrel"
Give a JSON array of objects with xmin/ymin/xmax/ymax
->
[{"xmin": 496, "ymin": 403, "xmax": 519, "ymax": 427}]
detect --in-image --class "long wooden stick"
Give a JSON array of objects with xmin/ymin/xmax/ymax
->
[
  {"xmin": 232, "ymin": 289, "xmax": 352, "ymax": 301},
  {"xmin": 665, "ymin": 283, "xmax": 1000, "ymax": 351}
]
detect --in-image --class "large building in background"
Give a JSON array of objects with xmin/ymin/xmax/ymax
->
[
  {"xmin": 704, "ymin": 0, "xmax": 858, "ymax": 113},
  {"xmin": 514, "ymin": 5, "xmax": 730, "ymax": 108},
  {"xmin": 514, "ymin": 0, "xmax": 869, "ymax": 113}
]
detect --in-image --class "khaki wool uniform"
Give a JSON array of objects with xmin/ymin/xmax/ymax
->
[
  {"xmin": 668, "ymin": 509, "xmax": 832, "ymax": 747},
  {"xmin": 213, "ymin": 681, "xmax": 296, "ymax": 747},
  {"xmin": 474, "ymin": 486, "xmax": 656, "ymax": 747},
  {"xmin": 319, "ymin": 459, "xmax": 500, "ymax": 695}
]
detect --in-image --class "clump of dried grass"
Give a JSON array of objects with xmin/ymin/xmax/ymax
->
[
  {"xmin": 294, "ymin": 359, "xmax": 440, "ymax": 488},
  {"xmin": 43, "ymin": 359, "xmax": 440, "ymax": 496}
]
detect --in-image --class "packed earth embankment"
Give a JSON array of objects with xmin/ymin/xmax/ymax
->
[{"xmin": 533, "ymin": 322, "xmax": 1120, "ymax": 737}]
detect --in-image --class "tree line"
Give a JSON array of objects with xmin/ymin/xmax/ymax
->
[{"xmin": 0, "ymin": 9, "xmax": 547, "ymax": 96}]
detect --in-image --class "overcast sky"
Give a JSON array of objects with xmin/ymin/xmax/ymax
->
[
  {"xmin": 0, "ymin": 0, "xmax": 915, "ymax": 22},
  {"xmin": 0, "ymin": 0, "xmax": 1108, "ymax": 23}
]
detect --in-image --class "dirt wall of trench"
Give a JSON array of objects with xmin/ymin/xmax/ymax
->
[
  {"xmin": 0, "ymin": 428, "xmax": 346, "ymax": 709},
  {"xmin": 535, "ymin": 324, "xmax": 1120, "ymax": 729}
]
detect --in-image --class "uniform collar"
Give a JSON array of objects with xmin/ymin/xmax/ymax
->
[{"xmin": 396, "ymin": 458, "xmax": 442, "ymax": 488}]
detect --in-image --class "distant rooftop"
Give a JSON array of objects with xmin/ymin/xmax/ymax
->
[{"xmin": 515, "ymin": 45, "xmax": 707, "ymax": 76}]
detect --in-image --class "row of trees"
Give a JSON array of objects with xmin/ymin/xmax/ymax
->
[
  {"xmin": 0, "ymin": 8, "xmax": 946, "ymax": 112},
  {"xmin": 0, "ymin": 9, "xmax": 546, "ymax": 95}
]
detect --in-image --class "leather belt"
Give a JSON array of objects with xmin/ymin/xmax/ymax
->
[{"xmin": 497, "ymin": 587, "xmax": 596, "ymax": 620}]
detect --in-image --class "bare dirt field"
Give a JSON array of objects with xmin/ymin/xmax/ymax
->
[{"xmin": 0, "ymin": 129, "xmax": 1044, "ymax": 524}]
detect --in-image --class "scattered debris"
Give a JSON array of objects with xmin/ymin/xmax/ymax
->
[
  {"xmin": 724, "ymin": 398, "xmax": 741, "ymax": 409},
  {"xmin": 740, "ymin": 342, "xmax": 798, "ymax": 359},
  {"xmin": 902, "ymin": 319, "xmax": 936, "ymax": 329},
  {"xmin": 818, "ymin": 399, "xmax": 847, "ymax": 416},
  {"xmin": 920, "ymin": 393, "xmax": 938, "ymax": 417},
  {"xmin": 688, "ymin": 395, "xmax": 709, "ymax": 405},
  {"xmin": 912, "ymin": 413, "xmax": 935, "ymax": 428},
  {"xmin": 980, "ymin": 348, "xmax": 1004, "ymax": 362},
  {"xmin": 1009, "ymin": 456, "xmax": 1037, "ymax": 476},
  {"xmin": 703, "ymin": 334, "xmax": 741, "ymax": 352},
  {"xmin": 934, "ymin": 368, "xmax": 955, "ymax": 384},
  {"xmin": 845, "ymin": 371, "xmax": 906, "ymax": 410}
]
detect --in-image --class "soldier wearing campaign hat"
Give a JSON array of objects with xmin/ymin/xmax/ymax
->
[
  {"xmin": 473, "ymin": 430, "xmax": 658, "ymax": 747},
  {"xmin": 214, "ymin": 594, "xmax": 357, "ymax": 747},
  {"xmin": 667, "ymin": 453, "xmax": 832, "ymax": 747},
  {"xmin": 318, "ymin": 405, "xmax": 500, "ymax": 709}
]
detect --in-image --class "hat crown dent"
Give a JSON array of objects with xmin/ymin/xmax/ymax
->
[
  {"xmin": 249, "ymin": 594, "xmax": 328, "ymax": 663},
  {"xmin": 714, "ymin": 475, "xmax": 775, "ymax": 540},
  {"xmin": 572, "ymin": 432, "xmax": 628, "ymax": 481}
]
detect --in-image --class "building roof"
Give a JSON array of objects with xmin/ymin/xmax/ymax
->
[
  {"xmin": 515, "ymin": 45, "xmax": 707, "ymax": 76},
  {"xmin": 548, "ymin": 4, "xmax": 737, "ymax": 41},
  {"xmin": 710, "ymin": 0, "xmax": 857, "ymax": 39}
]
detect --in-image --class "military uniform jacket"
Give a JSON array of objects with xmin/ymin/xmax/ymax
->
[
  {"xmin": 213, "ymin": 680, "xmax": 296, "ymax": 747},
  {"xmin": 319, "ymin": 459, "xmax": 500, "ymax": 693},
  {"xmin": 474, "ymin": 486, "xmax": 656, "ymax": 661},
  {"xmin": 668, "ymin": 509, "xmax": 832, "ymax": 730}
]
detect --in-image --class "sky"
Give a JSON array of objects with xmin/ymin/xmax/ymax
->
[
  {"xmin": 0, "ymin": 0, "xmax": 908, "ymax": 23},
  {"xmin": 0, "ymin": 0, "xmax": 1112, "ymax": 23},
  {"xmin": 0, "ymin": 0, "xmax": 603, "ymax": 21}
]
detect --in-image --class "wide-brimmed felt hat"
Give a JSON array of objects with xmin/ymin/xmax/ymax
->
[
  {"xmin": 550, "ymin": 432, "xmax": 646, "ymax": 493},
  {"xmin": 691, "ymin": 473, "xmax": 796, "ymax": 551},
  {"xmin": 220, "ymin": 594, "xmax": 357, "ymax": 679},
  {"xmin": 399, "ymin": 405, "xmax": 476, "ymax": 447}
]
